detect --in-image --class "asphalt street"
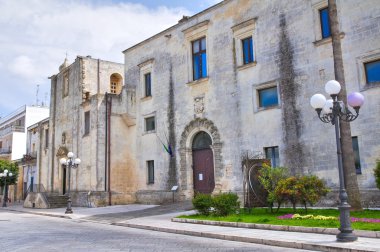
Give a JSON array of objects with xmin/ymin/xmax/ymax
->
[{"xmin": 0, "ymin": 211, "xmax": 312, "ymax": 252}]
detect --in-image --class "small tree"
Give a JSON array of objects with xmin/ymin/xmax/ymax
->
[
  {"xmin": 374, "ymin": 160, "xmax": 380, "ymax": 190},
  {"xmin": 0, "ymin": 160, "xmax": 19, "ymax": 204},
  {"xmin": 297, "ymin": 175, "xmax": 330, "ymax": 212},
  {"xmin": 0, "ymin": 160, "xmax": 19, "ymax": 187},
  {"xmin": 276, "ymin": 176, "xmax": 299, "ymax": 212},
  {"xmin": 258, "ymin": 164, "xmax": 288, "ymax": 212}
]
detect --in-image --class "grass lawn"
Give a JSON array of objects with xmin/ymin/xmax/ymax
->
[{"xmin": 178, "ymin": 208, "xmax": 380, "ymax": 231}]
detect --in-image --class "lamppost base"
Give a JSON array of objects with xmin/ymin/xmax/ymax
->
[
  {"xmin": 65, "ymin": 209, "xmax": 73, "ymax": 214},
  {"xmin": 336, "ymin": 232, "xmax": 358, "ymax": 242}
]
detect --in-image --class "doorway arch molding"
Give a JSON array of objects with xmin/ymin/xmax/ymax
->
[{"xmin": 179, "ymin": 118, "xmax": 223, "ymax": 198}]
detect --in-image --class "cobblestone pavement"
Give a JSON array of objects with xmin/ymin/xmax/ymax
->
[{"xmin": 0, "ymin": 211, "xmax": 312, "ymax": 252}]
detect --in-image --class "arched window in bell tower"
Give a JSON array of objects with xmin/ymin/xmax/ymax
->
[{"xmin": 110, "ymin": 73, "xmax": 123, "ymax": 94}]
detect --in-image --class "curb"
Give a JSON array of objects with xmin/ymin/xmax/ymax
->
[
  {"xmin": 112, "ymin": 222, "xmax": 375, "ymax": 252},
  {"xmin": 1, "ymin": 208, "xmax": 71, "ymax": 219},
  {"xmin": 172, "ymin": 218, "xmax": 380, "ymax": 239}
]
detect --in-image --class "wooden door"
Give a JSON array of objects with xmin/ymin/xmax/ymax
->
[{"xmin": 193, "ymin": 148, "xmax": 215, "ymax": 194}]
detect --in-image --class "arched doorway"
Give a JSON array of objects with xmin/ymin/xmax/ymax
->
[{"xmin": 192, "ymin": 131, "xmax": 215, "ymax": 194}]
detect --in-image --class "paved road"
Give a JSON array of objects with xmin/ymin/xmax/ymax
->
[{"xmin": 1, "ymin": 211, "xmax": 312, "ymax": 252}]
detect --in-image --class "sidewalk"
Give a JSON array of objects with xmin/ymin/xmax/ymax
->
[{"xmin": 1, "ymin": 204, "xmax": 380, "ymax": 252}]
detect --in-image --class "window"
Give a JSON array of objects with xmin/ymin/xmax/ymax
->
[
  {"xmin": 84, "ymin": 111, "xmax": 90, "ymax": 135},
  {"xmin": 110, "ymin": 82, "xmax": 117, "ymax": 94},
  {"xmin": 265, "ymin": 146, "xmax": 279, "ymax": 167},
  {"xmin": 147, "ymin": 160, "xmax": 154, "ymax": 184},
  {"xmin": 45, "ymin": 129, "xmax": 49, "ymax": 148},
  {"xmin": 365, "ymin": 60, "xmax": 380, "ymax": 84},
  {"xmin": 319, "ymin": 7, "xmax": 331, "ymax": 39},
  {"xmin": 242, "ymin": 37, "xmax": 254, "ymax": 64},
  {"xmin": 145, "ymin": 116, "xmax": 155, "ymax": 132},
  {"xmin": 0, "ymin": 141, "xmax": 2, "ymax": 149},
  {"xmin": 192, "ymin": 37, "xmax": 207, "ymax": 80},
  {"xmin": 144, "ymin": 73, "xmax": 152, "ymax": 97},
  {"xmin": 352, "ymin": 137, "xmax": 361, "ymax": 174},
  {"xmin": 258, "ymin": 87, "xmax": 278, "ymax": 108},
  {"xmin": 110, "ymin": 73, "xmax": 123, "ymax": 94}
]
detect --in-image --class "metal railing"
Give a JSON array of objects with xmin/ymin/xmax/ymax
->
[
  {"xmin": 0, "ymin": 105, "xmax": 26, "ymax": 125},
  {"xmin": 0, "ymin": 125, "xmax": 25, "ymax": 137},
  {"xmin": 0, "ymin": 148, "xmax": 11, "ymax": 154}
]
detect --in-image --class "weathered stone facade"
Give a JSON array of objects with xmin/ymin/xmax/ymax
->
[
  {"xmin": 47, "ymin": 56, "xmax": 132, "ymax": 206},
  {"xmin": 122, "ymin": 0, "xmax": 380, "ymax": 205},
  {"xmin": 44, "ymin": 0, "xmax": 380, "ymax": 207}
]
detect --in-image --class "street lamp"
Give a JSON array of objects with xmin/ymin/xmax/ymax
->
[
  {"xmin": 0, "ymin": 169, "xmax": 13, "ymax": 207},
  {"xmin": 310, "ymin": 80, "xmax": 364, "ymax": 242},
  {"xmin": 60, "ymin": 152, "xmax": 81, "ymax": 214}
]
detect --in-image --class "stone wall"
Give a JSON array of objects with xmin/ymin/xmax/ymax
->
[{"xmin": 122, "ymin": 0, "xmax": 380, "ymax": 204}]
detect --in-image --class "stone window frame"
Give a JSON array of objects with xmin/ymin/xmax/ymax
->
[
  {"xmin": 356, "ymin": 50, "xmax": 380, "ymax": 90},
  {"xmin": 253, "ymin": 80, "xmax": 281, "ymax": 112},
  {"xmin": 311, "ymin": 0, "xmax": 345, "ymax": 46},
  {"xmin": 232, "ymin": 18, "xmax": 257, "ymax": 70},
  {"xmin": 183, "ymin": 20, "xmax": 210, "ymax": 85},
  {"xmin": 138, "ymin": 59, "xmax": 154, "ymax": 100},
  {"xmin": 143, "ymin": 112, "xmax": 156, "ymax": 135}
]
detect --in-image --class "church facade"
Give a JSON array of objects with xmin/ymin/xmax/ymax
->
[{"xmin": 45, "ymin": 0, "xmax": 380, "ymax": 206}]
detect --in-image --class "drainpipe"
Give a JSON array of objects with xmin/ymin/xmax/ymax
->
[
  {"xmin": 105, "ymin": 92, "xmax": 108, "ymax": 192},
  {"xmin": 107, "ymin": 95, "xmax": 112, "ymax": 206}
]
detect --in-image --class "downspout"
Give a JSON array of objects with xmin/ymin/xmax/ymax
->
[
  {"xmin": 108, "ymin": 95, "xmax": 112, "ymax": 206},
  {"xmin": 96, "ymin": 59, "xmax": 100, "ymax": 190},
  {"xmin": 50, "ymin": 77, "xmax": 57, "ymax": 192},
  {"xmin": 104, "ymin": 92, "xmax": 108, "ymax": 192}
]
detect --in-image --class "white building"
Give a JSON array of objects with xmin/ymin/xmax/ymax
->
[{"xmin": 0, "ymin": 106, "xmax": 49, "ymax": 161}]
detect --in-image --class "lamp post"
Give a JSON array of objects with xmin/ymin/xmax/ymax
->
[
  {"xmin": 0, "ymin": 169, "xmax": 13, "ymax": 207},
  {"xmin": 310, "ymin": 80, "xmax": 364, "ymax": 242},
  {"xmin": 60, "ymin": 152, "xmax": 81, "ymax": 214}
]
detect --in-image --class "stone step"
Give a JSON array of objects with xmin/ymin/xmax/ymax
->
[{"xmin": 46, "ymin": 195, "xmax": 69, "ymax": 208}]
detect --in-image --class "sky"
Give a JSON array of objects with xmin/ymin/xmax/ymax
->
[{"xmin": 0, "ymin": 0, "xmax": 220, "ymax": 117}]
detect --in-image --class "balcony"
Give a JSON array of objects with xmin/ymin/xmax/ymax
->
[
  {"xmin": 0, "ymin": 148, "xmax": 11, "ymax": 154},
  {"xmin": 0, "ymin": 125, "xmax": 25, "ymax": 137}
]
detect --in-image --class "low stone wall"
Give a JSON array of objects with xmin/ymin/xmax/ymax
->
[
  {"xmin": 136, "ymin": 190, "xmax": 175, "ymax": 204},
  {"xmin": 24, "ymin": 192, "xmax": 49, "ymax": 208}
]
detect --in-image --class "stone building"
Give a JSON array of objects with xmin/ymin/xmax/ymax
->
[
  {"xmin": 44, "ymin": 0, "xmax": 380, "ymax": 207},
  {"xmin": 46, "ymin": 56, "xmax": 135, "ymax": 206},
  {"xmin": 121, "ymin": 0, "xmax": 380, "ymax": 204}
]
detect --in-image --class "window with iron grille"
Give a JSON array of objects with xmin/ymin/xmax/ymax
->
[
  {"xmin": 352, "ymin": 136, "xmax": 362, "ymax": 174},
  {"xmin": 147, "ymin": 160, "xmax": 154, "ymax": 184}
]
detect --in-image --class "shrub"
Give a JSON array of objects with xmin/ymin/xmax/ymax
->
[
  {"xmin": 212, "ymin": 192, "xmax": 240, "ymax": 216},
  {"xmin": 276, "ymin": 176, "xmax": 299, "ymax": 212},
  {"xmin": 258, "ymin": 164, "xmax": 288, "ymax": 212},
  {"xmin": 192, "ymin": 193, "xmax": 213, "ymax": 216},
  {"xmin": 297, "ymin": 175, "xmax": 330, "ymax": 212},
  {"xmin": 374, "ymin": 160, "xmax": 380, "ymax": 190}
]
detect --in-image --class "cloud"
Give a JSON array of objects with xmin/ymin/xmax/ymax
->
[{"xmin": 0, "ymin": 0, "xmax": 191, "ymax": 114}]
